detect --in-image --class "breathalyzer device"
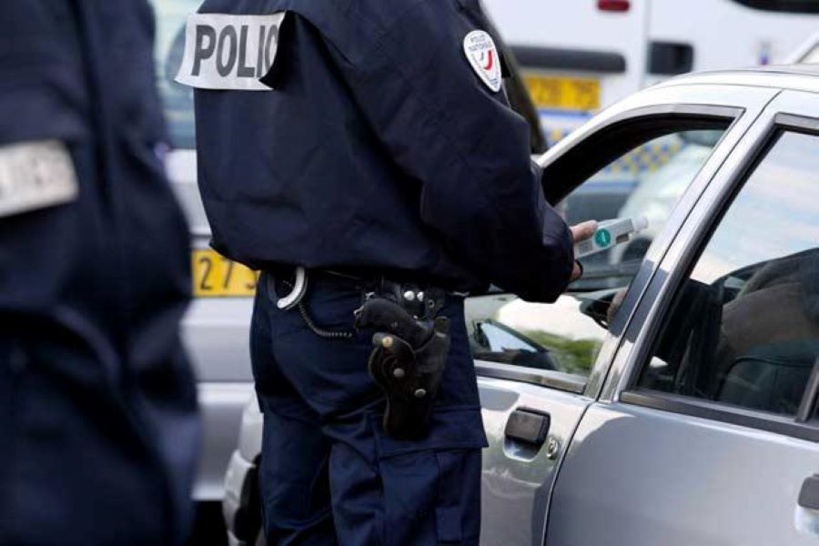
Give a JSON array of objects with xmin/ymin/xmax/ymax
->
[{"xmin": 574, "ymin": 216, "xmax": 649, "ymax": 259}]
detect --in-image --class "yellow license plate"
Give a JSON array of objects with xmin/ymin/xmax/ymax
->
[
  {"xmin": 192, "ymin": 249, "xmax": 259, "ymax": 297},
  {"xmin": 524, "ymin": 75, "xmax": 601, "ymax": 111}
]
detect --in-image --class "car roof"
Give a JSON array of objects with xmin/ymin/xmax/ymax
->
[{"xmin": 657, "ymin": 64, "xmax": 819, "ymax": 94}]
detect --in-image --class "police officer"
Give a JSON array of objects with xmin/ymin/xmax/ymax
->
[
  {"xmin": 179, "ymin": 0, "xmax": 593, "ymax": 543},
  {"xmin": 0, "ymin": 3, "xmax": 199, "ymax": 545}
]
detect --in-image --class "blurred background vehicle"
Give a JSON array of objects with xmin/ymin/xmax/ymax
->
[
  {"xmin": 481, "ymin": 0, "xmax": 819, "ymax": 143},
  {"xmin": 152, "ymin": 1, "xmax": 257, "ymax": 541}
]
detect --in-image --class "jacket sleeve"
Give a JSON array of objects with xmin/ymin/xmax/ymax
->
[{"xmin": 328, "ymin": 0, "xmax": 574, "ymax": 302}]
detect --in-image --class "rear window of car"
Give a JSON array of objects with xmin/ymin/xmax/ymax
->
[{"xmin": 729, "ymin": 0, "xmax": 819, "ymax": 12}]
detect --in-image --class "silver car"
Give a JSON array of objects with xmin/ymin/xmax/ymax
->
[{"xmin": 223, "ymin": 66, "xmax": 819, "ymax": 546}]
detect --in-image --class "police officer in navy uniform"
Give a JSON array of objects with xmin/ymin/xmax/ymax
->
[
  {"xmin": 0, "ymin": 2, "xmax": 199, "ymax": 545},
  {"xmin": 180, "ymin": 0, "xmax": 593, "ymax": 543}
]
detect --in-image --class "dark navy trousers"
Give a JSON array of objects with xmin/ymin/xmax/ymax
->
[{"xmin": 250, "ymin": 273, "xmax": 487, "ymax": 545}]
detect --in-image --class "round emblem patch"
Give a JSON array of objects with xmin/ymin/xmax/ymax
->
[{"xmin": 463, "ymin": 30, "xmax": 502, "ymax": 93}]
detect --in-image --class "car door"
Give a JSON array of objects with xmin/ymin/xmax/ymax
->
[
  {"xmin": 469, "ymin": 83, "xmax": 778, "ymax": 546},
  {"xmin": 547, "ymin": 89, "xmax": 819, "ymax": 545}
]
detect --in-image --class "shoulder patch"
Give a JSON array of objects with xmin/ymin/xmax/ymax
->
[
  {"xmin": 463, "ymin": 30, "xmax": 502, "ymax": 93},
  {"xmin": 0, "ymin": 141, "xmax": 78, "ymax": 218},
  {"xmin": 175, "ymin": 12, "xmax": 287, "ymax": 91}
]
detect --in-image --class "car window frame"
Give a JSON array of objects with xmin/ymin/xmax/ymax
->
[
  {"xmin": 473, "ymin": 91, "xmax": 757, "ymax": 398},
  {"xmin": 615, "ymin": 103, "xmax": 819, "ymax": 442},
  {"xmin": 538, "ymin": 107, "xmax": 737, "ymax": 205}
]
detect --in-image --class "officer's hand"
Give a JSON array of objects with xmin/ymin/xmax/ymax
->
[{"xmin": 569, "ymin": 220, "xmax": 598, "ymax": 281}]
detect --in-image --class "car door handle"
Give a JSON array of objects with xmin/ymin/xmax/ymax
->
[
  {"xmin": 799, "ymin": 475, "xmax": 819, "ymax": 510},
  {"xmin": 504, "ymin": 409, "xmax": 550, "ymax": 447}
]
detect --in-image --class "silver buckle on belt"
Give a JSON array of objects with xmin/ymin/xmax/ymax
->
[{"xmin": 277, "ymin": 266, "xmax": 308, "ymax": 310}]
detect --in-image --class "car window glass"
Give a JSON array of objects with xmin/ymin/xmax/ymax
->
[
  {"xmin": 466, "ymin": 128, "xmax": 726, "ymax": 380},
  {"xmin": 152, "ymin": 0, "xmax": 199, "ymax": 149},
  {"xmin": 638, "ymin": 130, "xmax": 819, "ymax": 417}
]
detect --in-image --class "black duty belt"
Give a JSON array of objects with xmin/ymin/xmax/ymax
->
[
  {"xmin": 266, "ymin": 266, "xmax": 454, "ymax": 317},
  {"xmin": 266, "ymin": 266, "xmax": 454, "ymax": 440}
]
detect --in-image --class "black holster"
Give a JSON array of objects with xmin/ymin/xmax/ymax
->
[{"xmin": 354, "ymin": 296, "xmax": 450, "ymax": 440}]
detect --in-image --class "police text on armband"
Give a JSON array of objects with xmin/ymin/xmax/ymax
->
[{"xmin": 175, "ymin": 13, "xmax": 286, "ymax": 91}]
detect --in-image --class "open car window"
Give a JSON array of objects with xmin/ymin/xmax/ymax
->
[{"xmin": 466, "ymin": 121, "xmax": 730, "ymax": 383}]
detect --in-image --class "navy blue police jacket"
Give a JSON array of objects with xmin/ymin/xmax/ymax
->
[
  {"xmin": 187, "ymin": 0, "xmax": 574, "ymax": 302},
  {"xmin": 0, "ymin": 2, "xmax": 199, "ymax": 544}
]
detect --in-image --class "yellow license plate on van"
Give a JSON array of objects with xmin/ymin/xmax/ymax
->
[
  {"xmin": 524, "ymin": 75, "xmax": 601, "ymax": 111},
  {"xmin": 192, "ymin": 249, "xmax": 259, "ymax": 297}
]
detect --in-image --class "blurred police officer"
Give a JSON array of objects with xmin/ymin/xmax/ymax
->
[
  {"xmin": 179, "ymin": 0, "xmax": 592, "ymax": 543},
  {"xmin": 0, "ymin": 2, "xmax": 199, "ymax": 545}
]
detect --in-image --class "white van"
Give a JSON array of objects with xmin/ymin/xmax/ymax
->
[{"xmin": 482, "ymin": 0, "xmax": 819, "ymax": 144}]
